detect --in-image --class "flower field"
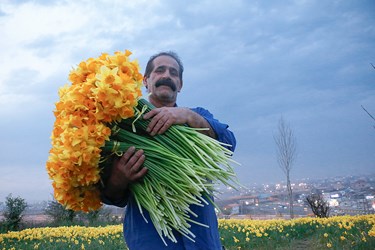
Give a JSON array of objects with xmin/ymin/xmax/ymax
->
[
  {"xmin": 0, "ymin": 225, "xmax": 127, "ymax": 250},
  {"xmin": 0, "ymin": 215, "xmax": 374, "ymax": 249},
  {"xmin": 219, "ymin": 214, "xmax": 375, "ymax": 249}
]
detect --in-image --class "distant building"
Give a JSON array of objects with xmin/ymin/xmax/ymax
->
[{"xmin": 352, "ymin": 179, "xmax": 369, "ymax": 190}]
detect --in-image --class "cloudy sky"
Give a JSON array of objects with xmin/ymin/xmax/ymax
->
[{"xmin": 0, "ymin": 0, "xmax": 374, "ymax": 202}]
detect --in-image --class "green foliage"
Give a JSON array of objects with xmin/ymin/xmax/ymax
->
[
  {"xmin": 44, "ymin": 198, "xmax": 76, "ymax": 225},
  {"xmin": 1, "ymin": 194, "xmax": 28, "ymax": 231},
  {"xmin": 77, "ymin": 207, "xmax": 118, "ymax": 226},
  {"xmin": 44, "ymin": 198, "xmax": 120, "ymax": 227}
]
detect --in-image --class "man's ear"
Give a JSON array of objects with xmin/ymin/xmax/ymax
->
[
  {"xmin": 143, "ymin": 76, "xmax": 148, "ymax": 89},
  {"xmin": 178, "ymin": 80, "xmax": 183, "ymax": 92}
]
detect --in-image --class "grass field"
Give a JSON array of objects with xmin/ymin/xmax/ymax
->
[{"xmin": 0, "ymin": 214, "xmax": 374, "ymax": 249}]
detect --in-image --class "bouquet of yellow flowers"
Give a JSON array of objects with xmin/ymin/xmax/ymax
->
[
  {"xmin": 46, "ymin": 50, "xmax": 239, "ymax": 244},
  {"xmin": 46, "ymin": 50, "xmax": 143, "ymax": 211}
]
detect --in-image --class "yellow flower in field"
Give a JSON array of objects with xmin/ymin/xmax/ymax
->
[
  {"xmin": 369, "ymin": 227, "xmax": 375, "ymax": 237},
  {"xmin": 340, "ymin": 236, "xmax": 346, "ymax": 241},
  {"xmin": 233, "ymin": 236, "xmax": 240, "ymax": 243},
  {"xmin": 362, "ymin": 236, "xmax": 366, "ymax": 242},
  {"xmin": 81, "ymin": 243, "xmax": 85, "ymax": 250},
  {"xmin": 324, "ymin": 233, "xmax": 328, "ymax": 238},
  {"xmin": 246, "ymin": 237, "xmax": 250, "ymax": 242},
  {"xmin": 327, "ymin": 243, "xmax": 332, "ymax": 248}
]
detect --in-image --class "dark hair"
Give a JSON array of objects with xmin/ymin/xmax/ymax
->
[{"xmin": 144, "ymin": 51, "xmax": 184, "ymax": 81}]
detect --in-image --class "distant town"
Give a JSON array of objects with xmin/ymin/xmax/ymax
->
[
  {"xmin": 1, "ymin": 174, "xmax": 374, "ymax": 223},
  {"xmin": 215, "ymin": 174, "xmax": 375, "ymax": 219}
]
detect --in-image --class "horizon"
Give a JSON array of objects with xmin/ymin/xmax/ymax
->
[{"xmin": 1, "ymin": 173, "xmax": 373, "ymax": 204}]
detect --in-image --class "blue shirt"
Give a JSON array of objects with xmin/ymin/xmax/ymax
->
[{"xmin": 103, "ymin": 107, "xmax": 236, "ymax": 250}]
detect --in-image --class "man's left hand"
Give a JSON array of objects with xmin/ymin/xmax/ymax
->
[{"xmin": 143, "ymin": 107, "xmax": 190, "ymax": 136}]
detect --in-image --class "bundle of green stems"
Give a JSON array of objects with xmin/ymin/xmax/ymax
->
[{"xmin": 100, "ymin": 98, "xmax": 239, "ymax": 245}]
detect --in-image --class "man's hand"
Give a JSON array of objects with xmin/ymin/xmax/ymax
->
[
  {"xmin": 104, "ymin": 147, "xmax": 147, "ymax": 201},
  {"xmin": 143, "ymin": 107, "xmax": 190, "ymax": 136},
  {"xmin": 143, "ymin": 107, "xmax": 217, "ymax": 138}
]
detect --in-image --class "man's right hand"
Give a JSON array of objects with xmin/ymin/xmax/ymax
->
[{"xmin": 104, "ymin": 146, "xmax": 147, "ymax": 201}]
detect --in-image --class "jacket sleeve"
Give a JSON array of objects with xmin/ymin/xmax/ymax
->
[
  {"xmin": 191, "ymin": 107, "xmax": 236, "ymax": 152},
  {"xmin": 100, "ymin": 191, "xmax": 129, "ymax": 208}
]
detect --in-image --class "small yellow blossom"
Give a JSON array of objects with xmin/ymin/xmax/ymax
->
[{"xmin": 233, "ymin": 236, "xmax": 240, "ymax": 243}]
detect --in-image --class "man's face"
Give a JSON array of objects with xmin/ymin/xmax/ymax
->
[{"xmin": 144, "ymin": 55, "xmax": 182, "ymax": 104}]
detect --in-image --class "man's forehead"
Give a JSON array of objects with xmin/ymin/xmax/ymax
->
[{"xmin": 153, "ymin": 56, "xmax": 179, "ymax": 70}]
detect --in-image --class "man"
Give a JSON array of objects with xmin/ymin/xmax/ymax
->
[{"xmin": 102, "ymin": 51, "xmax": 236, "ymax": 249}]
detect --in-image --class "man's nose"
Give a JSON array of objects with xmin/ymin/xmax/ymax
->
[{"xmin": 161, "ymin": 69, "xmax": 172, "ymax": 78}]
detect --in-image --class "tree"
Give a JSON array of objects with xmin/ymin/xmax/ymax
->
[
  {"xmin": 274, "ymin": 117, "xmax": 297, "ymax": 219},
  {"xmin": 2, "ymin": 194, "xmax": 28, "ymax": 231},
  {"xmin": 44, "ymin": 197, "xmax": 114, "ymax": 226},
  {"xmin": 306, "ymin": 194, "xmax": 330, "ymax": 218},
  {"xmin": 361, "ymin": 63, "xmax": 375, "ymax": 129},
  {"xmin": 44, "ymin": 198, "xmax": 76, "ymax": 225},
  {"xmin": 361, "ymin": 105, "xmax": 375, "ymax": 129}
]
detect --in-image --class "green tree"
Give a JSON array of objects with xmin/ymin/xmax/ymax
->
[
  {"xmin": 44, "ymin": 198, "xmax": 76, "ymax": 225},
  {"xmin": 2, "ymin": 194, "xmax": 28, "ymax": 231}
]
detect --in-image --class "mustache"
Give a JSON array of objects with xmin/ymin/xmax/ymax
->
[{"xmin": 155, "ymin": 78, "xmax": 177, "ymax": 91}]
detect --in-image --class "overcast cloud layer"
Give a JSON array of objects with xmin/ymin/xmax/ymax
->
[{"xmin": 0, "ymin": 0, "xmax": 374, "ymax": 202}]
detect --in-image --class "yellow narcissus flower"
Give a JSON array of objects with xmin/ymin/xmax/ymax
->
[{"xmin": 96, "ymin": 65, "xmax": 121, "ymax": 85}]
